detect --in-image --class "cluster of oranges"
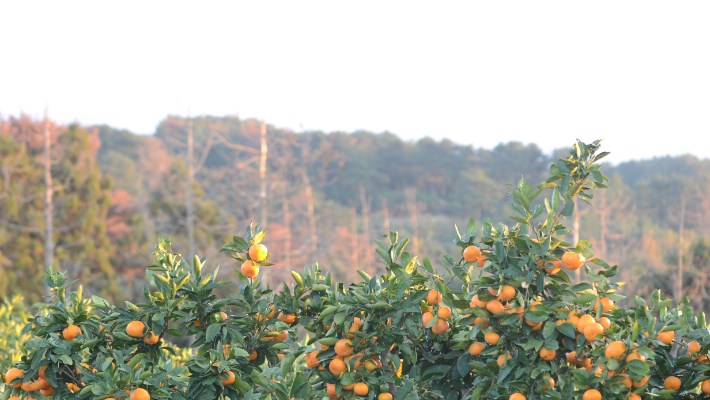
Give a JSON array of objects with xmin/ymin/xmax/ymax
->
[
  {"xmin": 422, "ymin": 289, "xmax": 452, "ymax": 335},
  {"xmin": 125, "ymin": 320, "xmax": 160, "ymax": 345},
  {"xmin": 301, "ymin": 313, "xmax": 393, "ymax": 400},
  {"xmin": 241, "ymin": 243, "xmax": 268, "ymax": 278}
]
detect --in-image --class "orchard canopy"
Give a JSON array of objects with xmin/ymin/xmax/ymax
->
[{"xmin": 2, "ymin": 140, "xmax": 710, "ymax": 400}]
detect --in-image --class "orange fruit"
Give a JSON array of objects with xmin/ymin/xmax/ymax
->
[
  {"xmin": 541, "ymin": 377, "xmax": 554, "ymax": 390},
  {"xmin": 702, "ymin": 380, "xmax": 710, "ymax": 394},
  {"xmin": 540, "ymin": 347, "xmax": 556, "ymax": 361},
  {"xmin": 470, "ymin": 294, "xmax": 488, "ymax": 308},
  {"xmin": 40, "ymin": 387, "xmax": 55, "ymax": 396},
  {"xmin": 422, "ymin": 312, "xmax": 434, "ymax": 326},
  {"xmin": 532, "ymin": 322, "xmax": 543, "ymax": 331},
  {"xmin": 343, "ymin": 383, "xmax": 355, "ymax": 390},
  {"xmin": 618, "ymin": 373, "xmax": 632, "ymax": 389},
  {"xmin": 431, "ymin": 319, "xmax": 450, "ymax": 335},
  {"xmin": 605, "ymin": 341, "xmax": 626, "ymax": 360},
  {"xmin": 628, "ymin": 394, "xmax": 641, "ymax": 400},
  {"xmin": 38, "ymin": 365, "xmax": 47, "ymax": 379},
  {"xmin": 249, "ymin": 351, "xmax": 258, "ymax": 361},
  {"xmin": 22, "ymin": 380, "xmax": 39, "ymax": 392},
  {"xmin": 426, "ymin": 290, "xmax": 443, "ymax": 305},
  {"xmin": 545, "ymin": 260, "xmax": 562, "ymax": 274},
  {"xmin": 625, "ymin": 352, "xmax": 646, "ymax": 363},
  {"xmin": 278, "ymin": 353, "xmax": 285, "ymax": 361},
  {"xmin": 463, "ymin": 246, "xmax": 482, "ymax": 263},
  {"xmin": 486, "ymin": 300, "xmax": 505, "ymax": 315},
  {"xmin": 657, "ymin": 329, "xmax": 675, "ymax": 345},
  {"xmin": 353, "ymin": 383, "xmax": 368, "ymax": 396},
  {"xmin": 498, "ymin": 286, "xmax": 516, "ymax": 302},
  {"xmin": 582, "ymin": 389, "xmax": 601, "ymax": 400},
  {"xmin": 279, "ymin": 313, "xmax": 296, "ymax": 324},
  {"xmin": 497, "ymin": 352, "xmax": 511, "ymax": 366},
  {"xmin": 437, "ymin": 306, "xmax": 452, "ymax": 319},
  {"xmin": 327, "ymin": 383, "xmax": 338, "ymax": 399},
  {"xmin": 37, "ymin": 377, "xmax": 52, "ymax": 390},
  {"xmin": 469, "ymin": 342, "xmax": 485, "ymax": 356},
  {"xmin": 664, "ymin": 376, "xmax": 681, "ymax": 391},
  {"xmin": 5, "ymin": 368, "xmax": 24, "ymax": 388},
  {"xmin": 561, "ymin": 251, "xmax": 585, "ymax": 270},
  {"xmin": 63, "ymin": 325, "xmax": 81, "ymax": 341},
  {"xmin": 220, "ymin": 311, "xmax": 228, "ymax": 321},
  {"xmin": 249, "ymin": 243, "xmax": 268, "ymax": 261},
  {"xmin": 688, "ymin": 341, "xmax": 701, "ymax": 355},
  {"xmin": 510, "ymin": 394, "xmax": 526, "ymax": 400},
  {"xmin": 566, "ymin": 351, "xmax": 579, "ymax": 365},
  {"xmin": 476, "ymin": 252, "xmax": 489, "ymax": 268},
  {"xmin": 576, "ymin": 315, "xmax": 596, "ymax": 333},
  {"xmin": 144, "ymin": 331, "xmax": 159, "ymax": 345},
  {"xmin": 221, "ymin": 371, "xmax": 236, "ymax": 385},
  {"xmin": 697, "ymin": 354, "xmax": 709, "ymax": 364},
  {"xmin": 241, "ymin": 260, "xmax": 259, "ymax": 278},
  {"xmin": 130, "ymin": 389, "xmax": 150, "ymax": 400},
  {"xmin": 126, "ymin": 321, "xmax": 145, "ymax": 338},
  {"xmin": 583, "ymin": 323, "xmax": 604, "ymax": 342},
  {"xmin": 335, "ymin": 339, "xmax": 354, "ymax": 357},
  {"xmin": 632, "ymin": 376, "xmax": 649, "ymax": 388},
  {"xmin": 594, "ymin": 298, "xmax": 614, "ymax": 313},
  {"xmin": 471, "ymin": 317, "xmax": 490, "ymax": 328},
  {"xmin": 597, "ymin": 317, "xmax": 611, "ymax": 329},
  {"xmin": 379, "ymin": 393, "xmax": 394, "ymax": 400},
  {"xmin": 329, "ymin": 358, "xmax": 347, "ymax": 375},
  {"xmin": 484, "ymin": 332, "xmax": 500, "ymax": 345},
  {"xmin": 364, "ymin": 360, "xmax": 377, "ymax": 371}
]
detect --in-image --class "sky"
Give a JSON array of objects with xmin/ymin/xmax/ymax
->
[{"xmin": 1, "ymin": 1, "xmax": 709, "ymax": 164}]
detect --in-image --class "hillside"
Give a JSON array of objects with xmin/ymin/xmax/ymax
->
[{"xmin": 1, "ymin": 114, "xmax": 709, "ymax": 311}]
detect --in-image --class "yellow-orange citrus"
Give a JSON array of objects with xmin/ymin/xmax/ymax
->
[
  {"xmin": 241, "ymin": 260, "xmax": 259, "ymax": 278},
  {"xmin": 561, "ymin": 251, "xmax": 585, "ymax": 270},
  {"xmin": 249, "ymin": 243, "xmax": 268, "ymax": 261},
  {"xmin": 126, "ymin": 321, "xmax": 145, "ymax": 338},
  {"xmin": 63, "ymin": 325, "xmax": 81, "ymax": 341}
]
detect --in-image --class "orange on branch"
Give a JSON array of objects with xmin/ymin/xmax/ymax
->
[
  {"xmin": 241, "ymin": 260, "xmax": 259, "ymax": 278},
  {"xmin": 463, "ymin": 246, "xmax": 482, "ymax": 263},
  {"xmin": 63, "ymin": 324, "xmax": 81, "ymax": 341},
  {"xmin": 561, "ymin": 251, "xmax": 585, "ymax": 270},
  {"xmin": 126, "ymin": 321, "xmax": 145, "ymax": 338},
  {"xmin": 426, "ymin": 290, "xmax": 443, "ymax": 305},
  {"xmin": 249, "ymin": 243, "xmax": 268, "ymax": 261}
]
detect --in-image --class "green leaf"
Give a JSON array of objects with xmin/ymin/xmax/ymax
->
[
  {"xmin": 626, "ymin": 360, "xmax": 650, "ymax": 376},
  {"xmin": 206, "ymin": 324, "xmax": 220, "ymax": 342},
  {"xmin": 281, "ymin": 353, "xmax": 296, "ymax": 378},
  {"xmin": 466, "ymin": 218, "xmax": 477, "ymax": 236}
]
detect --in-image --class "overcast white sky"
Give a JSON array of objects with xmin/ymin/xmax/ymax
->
[{"xmin": 1, "ymin": 1, "xmax": 709, "ymax": 163}]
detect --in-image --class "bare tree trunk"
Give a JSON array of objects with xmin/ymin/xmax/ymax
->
[
  {"xmin": 186, "ymin": 116, "xmax": 195, "ymax": 259},
  {"xmin": 381, "ymin": 197, "xmax": 390, "ymax": 235},
  {"xmin": 283, "ymin": 194, "xmax": 291, "ymax": 272},
  {"xmin": 43, "ymin": 108, "xmax": 54, "ymax": 297},
  {"xmin": 677, "ymin": 196, "xmax": 686, "ymax": 301},
  {"xmin": 359, "ymin": 183, "xmax": 371, "ymax": 268},
  {"xmin": 573, "ymin": 197, "xmax": 580, "ymax": 284},
  {"xmin": 259, "ymin": 121, "xmax": 268, "ymax": 228},
  {"xmin": 351, "ymin": 207, "xmax": 359, "ymax": 280},
  {"xmin": 302, "ymin": 171, "xmax": 318, "ymax": 260}
]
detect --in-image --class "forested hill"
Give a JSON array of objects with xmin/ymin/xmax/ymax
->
[{"xmin": 2, "ymin": 114, "xmax": 710, "ymax": 313}]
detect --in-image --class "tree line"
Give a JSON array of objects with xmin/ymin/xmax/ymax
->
[{"xmin": 1, "ymin": 113, "xmax": 708, "ymax": 311}]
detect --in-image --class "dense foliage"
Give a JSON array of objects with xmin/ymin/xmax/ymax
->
[{"xmin": 3, "ymin": 140, "xmax": 710, "ymax": 400}]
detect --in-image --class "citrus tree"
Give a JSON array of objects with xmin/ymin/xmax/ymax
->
[{"xmin": 3, "ymin": 139, "xmax": 710, "ymax": 400}]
